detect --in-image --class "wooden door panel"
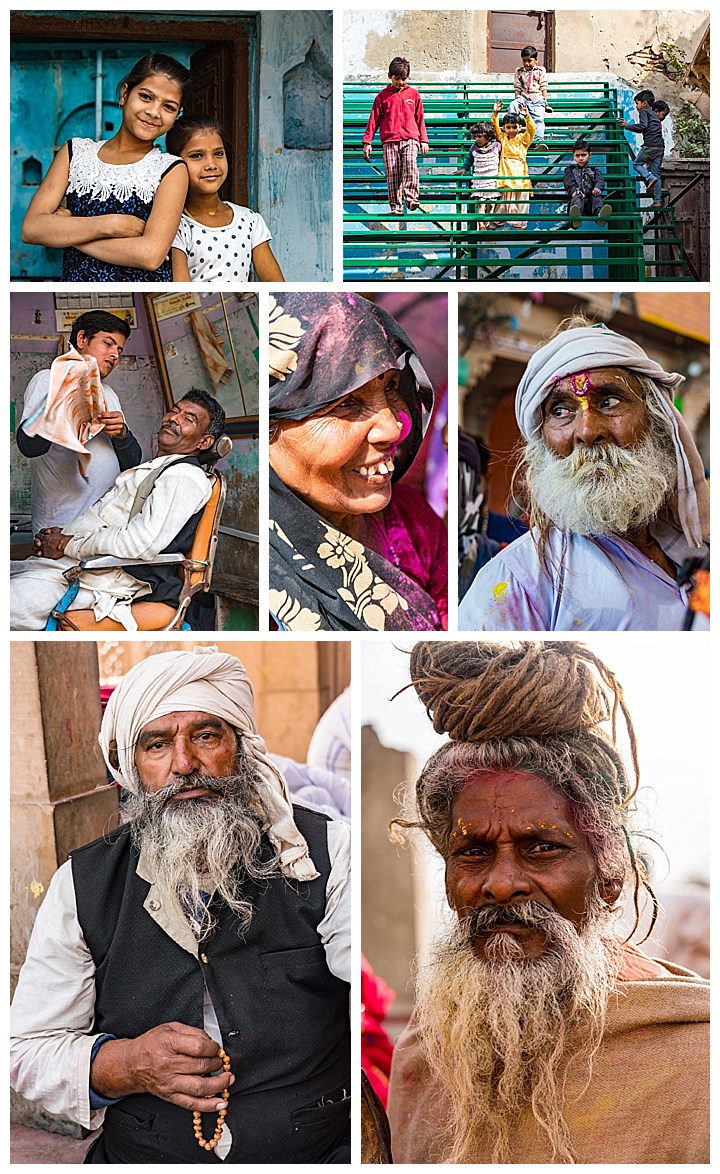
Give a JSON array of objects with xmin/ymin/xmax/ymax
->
[
  {"xmin": 489, "ymin": 10, "xmax": 552, "ymax": 71},
  {"xmin": 188, "ymin": 43, "xmax": 248, "ymax": 206}
]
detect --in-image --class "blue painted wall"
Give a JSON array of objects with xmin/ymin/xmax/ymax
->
[
  {"xmin": 11, "ymin": 42, "xmax": 195, "ymax": 278},
  {"xmin": 11, "ymin": 12, "xmax": 334, "ymax": 282}
]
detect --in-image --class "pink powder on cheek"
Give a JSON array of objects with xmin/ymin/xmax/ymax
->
[{"xmin": 397, "ymin": 410, "xmax": 412, "ymax": 442}]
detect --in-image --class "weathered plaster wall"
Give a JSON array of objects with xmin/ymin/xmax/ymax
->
[
  {"xmin": 554, "ymin": 10, "xmax": 708, "ymax": 100},
  {"xmin": 344, "ymin": 10, "xmax": 486, "ymax": 78},
  {"xmin": 345, "ymin": 8, "xmax": 708, "ymax": 100},
  {"xmin": 258, "ymin": 11, "xmax": 332, "ymax": 280}
]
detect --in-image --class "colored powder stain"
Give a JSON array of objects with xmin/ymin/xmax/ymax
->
[
  {"xmin": 492, "ymin": 581, "xmax": 509, "ymax": 601},
  {"xmin": 397, "ymin": 410, "xmax": 412, "ymax": 442},
  {"xmin": 569, "ymin": 371, "xmax": 593, "ymax": 396}
]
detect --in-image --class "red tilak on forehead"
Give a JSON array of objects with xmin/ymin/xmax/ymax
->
[{"xmin": 567, "ymin": 371, "xmax": 596, "ymax": 396}]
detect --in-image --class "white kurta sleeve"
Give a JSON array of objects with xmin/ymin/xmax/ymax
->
[
  {"xmin": 63, "ymin": 463, "xmax": 211, "ymax": 562},
  {"xmin": 317, "ymin": 820, "xmax": 351, "ymax": 984},
  {"xmin": 10, "ymin": 860, "xmax": 106, "ymax": 1130}
]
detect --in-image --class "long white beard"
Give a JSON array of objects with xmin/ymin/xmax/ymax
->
[
  {"xmin": 127, "ymin": 758, "xmax": 279, "ymax": 938},
  {"xmin": 413, "ymin": 899, "xmax": 621, "ymax": 1164},
  {"xmin": 525, "ymin": 425, "xmax": 678, "ymax": 537}
]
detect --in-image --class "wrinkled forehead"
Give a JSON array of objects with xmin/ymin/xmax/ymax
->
[
  {"xmin": 546, "ymin": 365, "xmax": 646, "ymax": 400},
  {"xmin": 136, "ymin": 709, "xmax": 236, "ymax": 741}
]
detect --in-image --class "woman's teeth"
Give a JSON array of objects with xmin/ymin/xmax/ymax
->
[{"xmin": 356, "ymin": 458, "xmax": 395, "ymax": 478}]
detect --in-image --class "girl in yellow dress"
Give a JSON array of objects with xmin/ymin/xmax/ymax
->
[{"xmin": 491, "ymin": 99, "xmax": 535, "ymax": 229}]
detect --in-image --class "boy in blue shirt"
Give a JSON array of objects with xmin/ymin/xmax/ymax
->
[{"xmin": 619, "ymin": 89, "xmax": 664, "ymax": 205}]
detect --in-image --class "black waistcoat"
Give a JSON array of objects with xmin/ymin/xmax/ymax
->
[
  {"xmin": 71, "ymin": 807, "xmax": 350, "ymax": 1163},
  {"xmin": 121, "ymin": 455, "xmax": 205, "ymax": 607}
]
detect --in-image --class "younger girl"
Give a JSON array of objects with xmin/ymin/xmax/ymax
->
[
  {"xmin": 491, "ymin": 99, "xmax": 535, "ymax": 230},
  {"xmin": 166, "ymin": 115, "xmax": 284, "ymax": 282},
  {"xmin": 21, "ymin": 53, "xmax": 190, "ymax": 282},
  {"xmin": 456, "ymin": 121, "xmax": 501, "ymax": 230}
]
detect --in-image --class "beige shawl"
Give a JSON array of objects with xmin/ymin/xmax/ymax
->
[{"xmin": 387, "ymin": 959, "xmax": 709, "ymax": 1163}]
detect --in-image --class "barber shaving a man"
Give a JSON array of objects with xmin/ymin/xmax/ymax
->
[
  {"xmin": 10, "ymin": 389, "xmax": 224, "ymax": 631},
  {"xmin": 459, "ymin": 319, "xmax": 709, "ymax": 630},
  {"xmin": 17, "ymin": 310, "xmax": 140, "ymax": 532},
  {"xmin": 11, "ymin": 647, "xmax": 350, "ymax": 1163}
]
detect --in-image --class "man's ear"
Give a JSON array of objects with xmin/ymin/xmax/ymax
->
[
  {"xmin": 196, "ymin": 433, "xmax": 215, "ymax": 452},
  {"xmin": 75, "ymin": 330, "xmax": 88, "ymax": 352}
]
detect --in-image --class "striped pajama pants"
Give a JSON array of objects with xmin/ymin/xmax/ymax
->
[{"xmin": 382, "ymin": 139, "xmax": 420, "ymax": 213}]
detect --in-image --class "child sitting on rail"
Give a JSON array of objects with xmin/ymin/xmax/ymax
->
[
  {"xmin": 619, "ymin": 89, "xmax": 664, "ymax": 206},
  {"xmin": 506, "ymin": 45, "xmax": 552, "ymax": 148},
  {"xmin": 491, "ymin": 100, "xmax": 534, "ymax": 229},
  {"xmin": 563, "ymin": 137, "xmax": 612, "ymax": 229},
  {"xmin": 455, "ymin": 122, "xmax": 501, "ymax": 229},
  {"xmin": 361, "ymin": 56, "xmax": 429, "ymax": 215}
]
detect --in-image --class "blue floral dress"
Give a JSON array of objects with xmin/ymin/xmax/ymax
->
[{"xmin": 61, "ymin": 138, "xmax": 184, "ymax": 282}]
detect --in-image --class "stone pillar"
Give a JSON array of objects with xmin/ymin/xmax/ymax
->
[
  {"xmin": 361, "ymin": 725, "xmax": 419, "ymax": 1032},
  {"xmin": 11, "ymin": 642, "xmax": 119, "ymax": 1131}
]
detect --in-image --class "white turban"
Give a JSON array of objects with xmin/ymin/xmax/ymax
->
[
  {"xmin": 515, "ymin": 323, "xmax": 709, "ymax": 558},
  {"xmin": 99, "ymin": 647, "xmax": 319, "ymax": 882}
]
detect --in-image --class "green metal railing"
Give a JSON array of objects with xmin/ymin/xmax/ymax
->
[{"xmin": 343, "ymin": 79, "xmax": 690, "ymax": 281}]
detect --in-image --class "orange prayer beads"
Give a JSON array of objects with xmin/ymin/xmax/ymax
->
[{"xmin": 192, "ymin": 1048, "xmax": 232, "ymax": 1151}]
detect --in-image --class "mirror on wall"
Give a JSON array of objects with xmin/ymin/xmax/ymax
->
[{"xmin": 144, "ymin": 292, "xmax": 259, "ymax": 437}]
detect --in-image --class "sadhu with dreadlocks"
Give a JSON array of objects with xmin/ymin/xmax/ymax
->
[{"xmin": 383, "ymin": 640, "xmax": 709, "ymax": 1164}]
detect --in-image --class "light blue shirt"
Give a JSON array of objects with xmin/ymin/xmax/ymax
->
[{"xmin": 458, "ymin": 528, "xmax": 690, "ymax": 632}]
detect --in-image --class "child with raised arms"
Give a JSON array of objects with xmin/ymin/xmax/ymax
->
[
  {"xmin": 492, "ymin": 100, "xmax": 535, "ymax": 229},
  {"xmin": 166, "ymin": 115, "xmax": 284, "ymax": 282}
]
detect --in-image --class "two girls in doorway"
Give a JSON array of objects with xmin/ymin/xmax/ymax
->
[{"xmin": 21, "ymin": 53, "xmax": 282, "ymax": 283}]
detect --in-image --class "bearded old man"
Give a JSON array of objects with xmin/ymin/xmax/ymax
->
[
  {"xmin": 458, "ymin": 320, "xmax": 710, "ymax": 631},
  {"xmin": 11, "ymin": 648, "xmax": 350, "ymax": 1163},
  {"xmin": 385, "ymin": 640, "xmax": 708, "ymax": 1164}
]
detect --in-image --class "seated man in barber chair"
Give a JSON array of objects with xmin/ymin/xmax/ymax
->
[{"xmin": 10, "ymin": 389, "xmax": 226, "ymax": 632}]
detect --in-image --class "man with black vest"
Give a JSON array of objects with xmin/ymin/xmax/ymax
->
[
  {"xmin": 11, "ymin": 647, "xmax": 351, "ymax": 1162},
  {"xmin": 10, "ymin": 389, "xmax": 223, "ymax": 630}
]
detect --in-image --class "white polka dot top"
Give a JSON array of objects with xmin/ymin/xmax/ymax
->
[{"xmin": 172, "ymin": 203, "xmax": 272, "ymax": 282}]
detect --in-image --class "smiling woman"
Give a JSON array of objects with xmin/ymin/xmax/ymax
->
[{"xmin": 268, "ymin": 292, "xmax": 448, "ymax": 632}]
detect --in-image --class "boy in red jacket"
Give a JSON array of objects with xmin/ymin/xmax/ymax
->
[{"xmin": 362, "ymin": 56, "xmax": 429, "ymax": 214}]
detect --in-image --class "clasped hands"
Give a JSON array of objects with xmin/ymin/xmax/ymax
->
[{"xmin": 34, "ymin": 528, "xmax": 73, "ymax": 559}]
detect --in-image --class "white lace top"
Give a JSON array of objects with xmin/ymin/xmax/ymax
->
[{"xmin": 66, "ymin": 138, "xmax": 182, "ymax": 205}]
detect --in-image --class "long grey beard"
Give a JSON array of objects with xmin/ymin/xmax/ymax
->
[
  {"xmin": 525, "ymin": 422, "xmax": 678, "ymax": 537},
  {"xmin": 127, "ymin": 758, "xmax": 279, "ymax": 938},
  {"xmin": 413, "ymin": 898, "xmax": 621, "ymax": 1164}
]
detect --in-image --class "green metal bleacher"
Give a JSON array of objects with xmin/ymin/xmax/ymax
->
[{"xmin": 344, "ymin": 78, "xmax": 691, "ymax": 281}]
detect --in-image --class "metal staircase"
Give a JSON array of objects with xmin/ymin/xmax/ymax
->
[{"xmin": 343, "ymin": 78, "xmax": 691, "ymax": 281}]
